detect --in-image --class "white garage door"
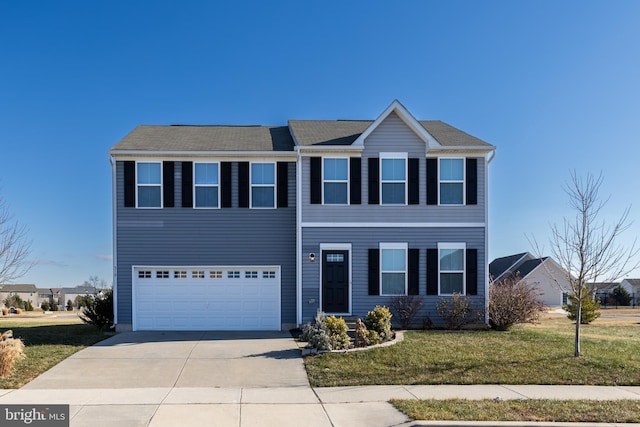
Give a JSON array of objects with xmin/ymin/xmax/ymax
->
[{"xmin": 133, "ymin": 266, "xmax": 281, "ymax": 331}]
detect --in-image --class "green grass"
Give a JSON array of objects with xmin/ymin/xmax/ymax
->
[
  {"xmin": 305, "ymin": 314, "xmax": 640, "ymax": 387},
  {"xmin": 391, "ymin": 399, "xmax": 640, "ymax": 423},
  {"xmin": 0, "ymin": 318, "xmax": 112, "ymax": 388}
]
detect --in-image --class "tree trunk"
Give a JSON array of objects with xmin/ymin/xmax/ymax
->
[{"xmin": 574, "ymin": 298, "xmax": 582, "ymax": 357}]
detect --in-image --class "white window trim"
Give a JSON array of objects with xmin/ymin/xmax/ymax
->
[
  {"xmin": 250, "ymin": 161, "xmax": 276, "ymax": 209},
  {"xmin": 379, "ymin": 152, "xmax": 408, "ymax": 206},
  {"xmin": 438, "ymin": 157, "xmax": 466, "ymax": 206},
  {"xmin": 135, "ymin": 161, "xmax": 163, "ymax": 209},
  {"xmin": 322, "ymin": 157, "xmax": 350, "ymax": 205},
  {"xmin": 193, "ymin": 162, "xmax": 220, "ymax": 209},
  {"xmin": 438, "ymin": 242, "xmax": 466, "ymax": 296},
  {"xmin": 379, "ymin": 242, "xmax": 408, "ymax": 296}
]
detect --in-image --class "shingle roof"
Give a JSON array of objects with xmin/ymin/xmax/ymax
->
[
  {"xmin": 288, "ymin": 120, "xmax": 493, "ymax": 148},
  {"xmin": 489, "ymin": 253, "xmax": 529, "ymax": 279},
  {"xmin": 61, "ymin": 286, "xmax": 97, "ymax": 294},
  {"xmin": 592, "ymin": 282, "xmax": 620, "ymax": 291},
  {"xmin": 515, "ymin": 258, "xmax": 546, "ymax": 278},
  {"xmin": 111, "ymin": 125, "xmax": 295, "ymax": 152},
  {"xmin": 0, "ymin": 284, "xmax": 37, "ymax": 292}
]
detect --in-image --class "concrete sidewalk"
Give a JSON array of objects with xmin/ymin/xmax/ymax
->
[{"xmin": 1, "ymin": 385, "xmax": 640, "ymax": 426}]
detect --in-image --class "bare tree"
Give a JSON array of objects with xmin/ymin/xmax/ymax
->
[
  {"xmin": 0, "ymin": 195, "xmax": 32, "ymax": 284},
  {"xmin": 546, "ymin": 171, "xmax": 639, "ymax": 357},
  {"xmin": 83, "ymin": 276, "xmax": 107, "ymax": 289}
]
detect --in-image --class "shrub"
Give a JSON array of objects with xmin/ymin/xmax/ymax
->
[
  {"xmin": 3, "ymin": 295, "xmax": 24, "ymax": 309},
  {"xmin": 365, "ymin": 306, "xmax": 392, "ymax": 341},
  {"xmin": 300, "ymin": 311, "xmax": 333, "ymax": 351},
  {"xmin": 389, "ymin": 295, "xmax": 423, "ymax": 329},
  {"xmin": 489, "ymin": 276, "xmax": 546, "ymax": 331},
  {"xmin": 611, "ymin": 285, "xmax": 632, "ymax": 306},
  {"xmin": 0, "ymin": 330, "xmax": 25, "ymax": 377},
  {"xmin": 50, "ymin": 299, "xmax": 59, "ymax": 311},
  {"xmin": 66, "ymin": 300, "xmax": 74, "ymax": 311},
  {"xmin": 436, "ymin": 293, "xmax": 482, "ymax": 330},
  {"xmin": 1, "ymin": 308, "xmax": 7, "ymax": 316},
  {"xmin": 324, "ymin": 316, "xmax": 350, "ymax": 350},
  {"xmin": 24, "ymin": 301, "xmax": 33, "ymax": 311},
  {"xmin": 15, "ymin": 308, "xmax": 22, "ymax": 315},
  {"xmin": 40, "ymin": 301, "xmax": 50, "ymax": 311},
  {"xmin": 80, "ymin": 289, "xmax": 114, "ymax": 330},
  {"xmin": 564, "ymin": 293, "xmax": 601, "ymax": 324},
  {"xmin": 367, "ymin": 329, "xmax": 381, "ymax": 345},
  {"xmin": 354, "ymin": 318, "xmax": 370, "ymax": 348}
]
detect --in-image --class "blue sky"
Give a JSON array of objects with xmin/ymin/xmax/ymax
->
[{"xmin": 1, "ymin": 1, "xmax": 639, "ymax": 287}]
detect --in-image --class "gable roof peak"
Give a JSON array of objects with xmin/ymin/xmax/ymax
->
[{"xmin": 351, "ymin": 99, "xmax": 440, "ymax": 148}]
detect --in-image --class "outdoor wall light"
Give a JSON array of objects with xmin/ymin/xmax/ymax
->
[{"xmin": 308, "ymin": 253, "xmax": 316, "ymax": 262}]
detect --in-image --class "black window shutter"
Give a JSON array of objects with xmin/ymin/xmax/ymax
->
[
  {"xmin": 350, "ymin": 157, "xmax": 361, "ymax": 205},
  {"xmin": 277, "ymin": 162, "xmax": 288, "ymax": 208},
  {"xmin": 426, "ymin": 158, "xmax": 438, "ymax": 205},
  {"xmin": 466, "ymin": 248, "xmax": 478, "ymax": 295},
  {"xmin": 238, "ymin": 162, "xmax": 249, "ymax": 208},
  {"xmin": 221, "ymin": 162, "xmax": 232, "ymax": 208},
  {"xmin": 408, "ymin": 248, "xmax": 419, "ymax": 295},
  {"xmin": 162, "ymin": 161, "xmax": 174, "ymax": 208},
  {"xmin": 310, "ymin": 157, "xmax": 321, "ymax": 204},
  {"xmin": 408, "ymin": 158, "xmax": 420, "ymax": 205},
  {"xmin": 181, "ymin": 162, "xmax": 193, "ymax": 208},
  {"xmin": 426, "ymin": 248, "xmax": 439, "ymax": 295},
  {"xmin": 368, "ymin": 249, "xmax": 380, "ymax": 296},
  {"xmin": 368, "ymin": 157, "xmax": 379, "ymax": 204},
  {"xmin": 466, "ymin": 158, "xmax": 478, "ymax": 205},
  {"xmin": 123, "ymin": 161, "xmax": 135, "ymax": 208}
]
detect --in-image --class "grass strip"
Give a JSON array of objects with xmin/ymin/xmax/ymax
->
[
  {"xmin": 305, "ymin": 326, "xmax": 640, "ymax": 387},
  {"xmin": 0, "ymin": 320, "xmax": 112, "ymax": 388},
  {"xmin": 391, "ymin": 399, "xmax": 640, "ymax": 423}
]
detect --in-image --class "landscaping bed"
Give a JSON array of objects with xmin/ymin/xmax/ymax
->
[{"xmin": 305, "ymin": 312, "xmax": 640, "ymax": 387}]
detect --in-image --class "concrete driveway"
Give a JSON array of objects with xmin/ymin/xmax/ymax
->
[{"xmin": 23, "ymin": 331, "xmax": 310, "ymax": 389}]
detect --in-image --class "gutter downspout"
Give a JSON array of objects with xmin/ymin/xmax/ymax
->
[
  {"xmin": 109, "ymin": 154, "xmax": 118, "ymax": 328},
  {"xmin": 295, "ymin": 147, "xmax": 302, "ymax": 327}
]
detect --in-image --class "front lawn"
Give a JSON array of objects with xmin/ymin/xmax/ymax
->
[
  {"xmin": 391, "ymin": 399, "xmax": 640, "ymax": 423},
  {"xmin": 0, "ymin": 316, "xmax": 112, "ymax": 388},
  {"xmin": 305, "ymin": 312, "xmax": 640, "ymax": 387}
]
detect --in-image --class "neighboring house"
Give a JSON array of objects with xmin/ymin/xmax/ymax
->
[
  {"xmin": 0, "ymin": 284, "xmax": 38, "ymax": 307},
  {"xmin": 60, "ymin": 286, "xmax": 99, "ymax": 308},
  {"xmin": 489, "ymin": 252, "xmax": 572, "ymax": 307},
  {"xmin": 36, "ymin": 288, "xmax": 62, "ymax": 308},
  {"xmin": 593, "ymin": 282, "xmax": 622, "ymax": 306},
  {"xmin": 109, "ymin": 100, "xmax": 496, "ymax": 331},
  {"xmin": 620, "ymin": 279, "xmax": 640, "ymax": 302}
]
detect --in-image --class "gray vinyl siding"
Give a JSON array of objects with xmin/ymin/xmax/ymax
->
[
  {"xmin": 301, "ymin": 112, "xmax": 486, "ymax": 223},
  {"xmin": 115, "ymin": 161, "xmax": 296, "ymax": 327},
  {"xmin": 301, "ymin": 227, "xmax": 486, "ymax": 325}
]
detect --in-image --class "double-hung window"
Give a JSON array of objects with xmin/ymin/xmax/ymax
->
[
  {"xmin": 194, "ymin": 163, "xmax": 219, "ymax": 208},
  {"xmin": 251, "ymin": 163, "xmax": 275, "ymax": 208},
  {"xmin": 380, "ymin": 153, "xmax": 407, "ymax": 205},
  {"xmin": 439, "ymin": 158, "xmax": 464, "ymax": 205},
  {"xmin": 380, "ymin": 243, "xmax": 407, "ymax": 295},
  {"xmin": 136, "ymin": 162, "xmax": 162, "ymax": 208},
  {"xmin": 439, "ymin": 243, "xmax": 466, "ymax": 295},
  {"xmin": 323, "ymin": 158, "xmax": 348, "ymax": 204}
]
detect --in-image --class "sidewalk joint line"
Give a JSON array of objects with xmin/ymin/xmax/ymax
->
[{"xmin": 311, "ymin": 387, "xmax": 336, "ymax": 427}]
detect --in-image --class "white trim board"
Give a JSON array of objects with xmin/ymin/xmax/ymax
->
[{"xmin": 302, "ymin": 222, "xmax": 485, "ymax": 228}]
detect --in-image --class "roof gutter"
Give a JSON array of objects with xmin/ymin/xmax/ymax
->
[{"xmin": 109, "ymin": 150, "xmax": 298, "ymax": 158}]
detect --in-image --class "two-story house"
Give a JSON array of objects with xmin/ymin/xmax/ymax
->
[{"xmin": 110, "ymin": 100, "xmax": 495, "ymax": 331}]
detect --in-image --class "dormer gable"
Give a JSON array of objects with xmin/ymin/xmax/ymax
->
[{"xmin": 352, "ymin": 99, "xmax": 441, "ymax": 149}]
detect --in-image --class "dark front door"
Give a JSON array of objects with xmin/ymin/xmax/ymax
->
[{"xmin": 322, "ymin": 250, "xmax": 349, "ymax": 313}]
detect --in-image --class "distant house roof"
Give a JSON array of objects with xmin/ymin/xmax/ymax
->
[
  {"xmin": 489, "ymin": 253, "xmax": 529, "ymax": 280},
  {"xmin": 288, "ymin": 119, "xmax": 494, "ymax": 148},
  {"xmin": 515, "ymin": 258, "xmax": 548, "ymax": 278},
  {"xmin": 111, "ymin": 125, "xmax": 295, "ymax": 153},
  {"xmin": 592, "ymin": 282, "xmax": 620, "ymax": 292},
  {"xmin": 0, "ymin": 284, "xmax": 37, "ymax": 293},
  {"xmin": 61, "ymin": 286, "xmax": 97, "ymax": 294},
  {"xmin": 36, "ymin": 288, "xmax": 61, "ymax": 295}
]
